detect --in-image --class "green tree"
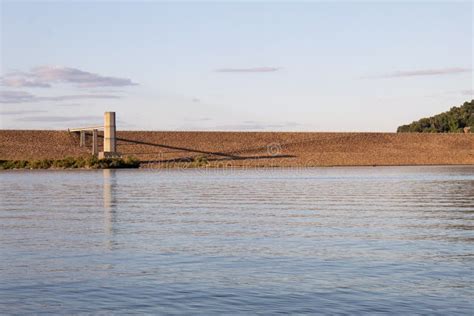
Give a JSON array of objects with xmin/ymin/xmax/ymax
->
[{"xmin": 397, "ymin": 100, "xmax": 473, "ymax": 133}]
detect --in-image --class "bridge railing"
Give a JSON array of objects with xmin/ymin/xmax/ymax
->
[
  {"xmin": 68, "ymin": 126, "xmax": 104, "ymax": 155},
  {"xmin": 68, "ymin": 126, "xmax": 104, "ymax": 133}
]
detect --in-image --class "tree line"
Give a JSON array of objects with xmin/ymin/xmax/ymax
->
[{"xmin": 397, "ymin": 100, "xmax": 473, "ymax": 133}]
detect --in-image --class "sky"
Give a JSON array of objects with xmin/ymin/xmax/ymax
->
[{"xmin": 0, "ymin": 1, "xmax": 472, "ymax": 131}]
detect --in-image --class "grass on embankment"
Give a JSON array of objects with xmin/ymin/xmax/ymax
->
[{"xmin": 0, "ymin": 156, "xmax": 140, "ymax": 170}]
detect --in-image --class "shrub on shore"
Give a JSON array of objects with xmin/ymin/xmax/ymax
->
[
  {"xmin": 0, "ymin": 156, "xmax": 140, "ymax": 170},
  {"xmin": 192, "ymin": 155, "xmax": 209, "ymax": 167},
  {"xmin": 0, "ymin": 160, "xmax": 29, "ymax": 169}
]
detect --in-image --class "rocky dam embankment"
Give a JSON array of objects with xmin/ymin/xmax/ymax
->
[{"xmin": 1, "ymin": 130, "xmax": 473, "ymax": 167}]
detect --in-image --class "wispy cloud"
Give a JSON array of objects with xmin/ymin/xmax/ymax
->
[
  {"xmin": 0, "ymin": 90, "xmax": 120, "ymax": 104},
  {"xmin": 368, "ymin": 67, "xmax": 472, "ymax": 79},
  {"xmin": 56, "ymin": 103, "xmax": 82, "ymax": 107},
  {"xmin": 0, "ymin": 91, "xmax": 35, "ymax": 103},
  {"xmin": 0, "ymin": 110, "xmax": 48, "ymax": 115},
  {"xmin": 215, "ymin": 67, "xmax": 280, "ymax": 73},
  {"xmin": 1, "ymin": 77, "xmax": 51, "ymax": 88},
  {"xmin": 184, "ymin": 116, "xmax": 212, "ymax": 122},
  {"xmin": 213, "ymin": 121, "xmax": 302, "ymax": 131},
  {"xmin": 1, "ymin": 66, "xmax": 138, "ymax": 88},
  {"xmin": 16, "ymin": 115, "xmax": 102, "ymax": 122},
  {"xmin": 461, "ymin": 89, "xmax": 473, "ymax": 96},
  {"xmin": 175, "ymin": 119, "xmax": 304, "ymax": 131}
]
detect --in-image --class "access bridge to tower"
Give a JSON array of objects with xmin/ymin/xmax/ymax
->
[{"xmin": 68, "ymin": 111, "xmax": 118, "ymax": 158}]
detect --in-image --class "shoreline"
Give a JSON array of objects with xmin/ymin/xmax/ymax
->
[{"xmin": 2, "ymin": 164, "xmax": 474, "ymax": 171}]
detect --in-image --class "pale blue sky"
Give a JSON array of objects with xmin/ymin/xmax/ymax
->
[{"xmin": 1, "ymin": 1, "xmax": 472, "ymax": 131}]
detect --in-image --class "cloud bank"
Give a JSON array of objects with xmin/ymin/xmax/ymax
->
[
  {"xmin": 0, "ymin": 90, "xmax": 120, "ymax": 104},
  {"xmin": 1, "ymin": 66, "xmax": 138, "ymax": 88},
  {"xmin": 215, "ymin": 67, "xmax": 280, "ymax": 73}
]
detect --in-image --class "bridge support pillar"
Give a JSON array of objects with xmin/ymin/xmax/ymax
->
[
  {"xmin": 80, "ymin": 130, "xmax": 86, "ymax": 147},
  {"xmin": 92, "ymin": 129, "xmax": 98, "ymax": 156}
]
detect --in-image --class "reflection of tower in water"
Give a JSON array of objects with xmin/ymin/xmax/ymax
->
[{"xmin": 103, "ymin": 169, "xmax": 117, "ymax": 247}]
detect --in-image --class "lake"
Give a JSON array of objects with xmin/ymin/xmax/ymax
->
[{"xmin": 1, "ymin": 167, "xmax": 473, "ymax": 314}]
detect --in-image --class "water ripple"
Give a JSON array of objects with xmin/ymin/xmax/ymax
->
[{"xmin": 0, "ymin": 166, "xmax": 473, "ymax": 314}]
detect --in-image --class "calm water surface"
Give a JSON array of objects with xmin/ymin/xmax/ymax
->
[{"xmin": 1, "ymin": 167, "xmax": 473, "ymax": 314}]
